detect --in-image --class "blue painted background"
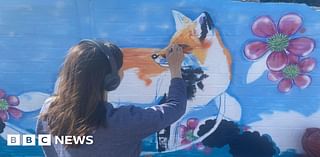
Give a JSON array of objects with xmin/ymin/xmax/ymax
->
[{"xmin": 0, "ymin": 0, "xmax": 319, "ymax": 156}]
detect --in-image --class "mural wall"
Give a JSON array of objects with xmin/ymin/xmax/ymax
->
[{"xmin": 0, "ymin": 0, "xmax": 319, "ymax": 156}]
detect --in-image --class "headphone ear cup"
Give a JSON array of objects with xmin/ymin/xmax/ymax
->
[{"xmin": 104, "ymin": 74, "xmax": 121, "ymax": 91}]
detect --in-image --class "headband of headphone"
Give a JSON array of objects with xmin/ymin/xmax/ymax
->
[
  {"xmin": 79, "ymin": 39, "xmax": 118, "ymax": 75},
  {"xmin": 79, "ymin": 39, "xmax": 121, "ymax": 91}
]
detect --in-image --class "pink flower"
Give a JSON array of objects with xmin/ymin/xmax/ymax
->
[
  {"xmin": 0, "ymin": 89, "xmax": 22, "ymax": 121},
  {"xmin": 244, "ymin": 13, "xmax": 315, "ymax": 71},
  {"xmin": 268, "ymin": 54, "xmax": 316, "ymax": 93},
  {"xmin": 178, "ymin": 118, "xmax": 199, "ymax": 149},
  {"xmin": 178, "ymin": 118, "xmax": 211, "ymax": 152}
]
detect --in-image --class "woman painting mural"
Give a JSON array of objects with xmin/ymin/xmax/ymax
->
[{"xmin": 36, "ymin": 39, "xmax": 187, "ymax": 157}]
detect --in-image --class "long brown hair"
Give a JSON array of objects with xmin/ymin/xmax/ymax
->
[{"xmin": 40, "ymin": 41, "xmax": 122, "ymax": 148}]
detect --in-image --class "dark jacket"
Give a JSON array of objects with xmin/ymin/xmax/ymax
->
[{"xmin": 36, "ymin": 78, "xmax": 187, "ymax": 157}]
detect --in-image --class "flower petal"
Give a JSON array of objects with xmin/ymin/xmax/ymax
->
[
  {"xmin": 8, "ymin": 107, "xmax": 22, "ymax": 119},
  {"xmin": 267, "ymin": 51, "xmax": 288, "ymax": 71},
  {"xmin": 252, "ymin": 16, "xmax": 277, "ymax": 37},
  {"xmin": 178, "ymin": 125, "xmax": 187, "ymax": 138},
  {"xmin": 0, "ymin": 89, "xmax": 6, "ymax": 99},
  {"xmin": 278, "ymin": 13, "xmax": 302, "ymax": 36},
  {"xmin": 278, "ymin": 78, "xmax": 293, "ymax": 93},
  {"xmin": 244, "ymin": 41, "xmax": 269, "ymax": 60},
  {"xmin": 287, "ymin": 53, "xmax": 299, "ymax": 64},
  {"xmin": 0, "ymin": 110, "xmax": 8, "ymax": 121},
  {"xmin": 181, "ymin": 139, "xmax": 192, "ymax": 144},
  {"xmin": 294, "ymin": 74, "xmax": 311, "ymax": 89},
  {"xmin": 268, "ymin": 71, "xmax": 283, "ymax": 81},
  {"xmin": 287, "ymin": 37, "xmax": 315, "ymax": 56},
  {"xmin": 181, "ymin": 139, "xmax": 192, "ymax": 150},
  {"xmin": 6, "ymin": 95, "xmax": 19, "ymax": 106},
  {"xmin": 187, "ymin": 118, "xmax": 199, "ymax": 130},
  {"xmin": 299, "ymin": 58, "xmax": 316, "ymax": 73}
]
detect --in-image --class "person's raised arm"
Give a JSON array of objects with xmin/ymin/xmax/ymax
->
[{"xmin": 113, "ymin": 44, "xmax": 187, "ymax": 139}]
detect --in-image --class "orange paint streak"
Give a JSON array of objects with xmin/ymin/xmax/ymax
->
[
  {"xmin": 214, "ymin": 30, "xmax": 232, "ymax": 80},
  {"xmin": 192, "ymin": 39, "xmax": 212, "ymax": 64},
  {"xmin": 157, "ymin": 23, "xmax": 202, "ymax": 57},
  {"xmin": 121, "ymin": 48, "xmax": 166, "ymax": 86},
  {"xmin": 192, "ymin": 48, "xmax": 208, "ymax": 64}
]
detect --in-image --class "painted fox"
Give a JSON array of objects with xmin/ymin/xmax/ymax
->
[
  {"xmin": 109, "ymin": 11, "xmax": 241, "ymax": 151},
  {"xmin": 110, "ymin": 10, "xmax": 234, "ymax": 111}
]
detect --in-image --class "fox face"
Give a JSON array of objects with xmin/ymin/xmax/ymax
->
[
  {"xmin": 152, "ymin": 11, "xmax": 215, "ymax": 66},
  {"xmin": 120, "ymin": 11, "xmax": 219, "ymax": 87}
]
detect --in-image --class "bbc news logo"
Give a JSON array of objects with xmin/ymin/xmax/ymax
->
[{"xmin": 7, "ymin": 134, "xmax": 94, "ymax": 146}]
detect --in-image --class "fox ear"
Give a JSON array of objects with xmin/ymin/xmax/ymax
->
[{"xmin": 172, "ymin": 10, "xmax": 192, "ymax": 31}]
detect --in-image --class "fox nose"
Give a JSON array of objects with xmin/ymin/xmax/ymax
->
[{"xmin": 151, "ymin": 54, "xmax": 159, "ymax": 59}]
